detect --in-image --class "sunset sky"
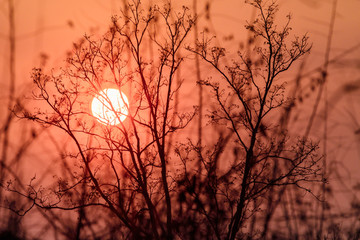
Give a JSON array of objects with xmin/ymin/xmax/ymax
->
[
  {"xmin": 1, "ymin": 0, "xmax": 360, "ymax": 238},
  {"xmin": 2, "ymin": 0, "xmax": 357, "ymax": 168}
]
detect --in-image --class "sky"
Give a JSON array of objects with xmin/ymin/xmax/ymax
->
[{"xmin": 0, "ymin": 0, "xmax": 360, "ymax": 237}]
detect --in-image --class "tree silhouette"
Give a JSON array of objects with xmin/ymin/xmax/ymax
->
[
  {"xmin": 187, "ymin": 0, "xmax": 321, "ymax": 239},
  {"xmin": 13, "ymin": 1, "xmax": 195, "ymax": 239},
  {"xmin": 6, "ymin": 0, "xmax": 323, "ymax": 239},
  {"xmin": 0, "ymin": 0, "xmax": 42, "ymax": 239}
]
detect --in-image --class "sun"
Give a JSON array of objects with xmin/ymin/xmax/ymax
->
[{"xmin": 91, "ymin": 88, "xmax": 129, "ymax": 125}]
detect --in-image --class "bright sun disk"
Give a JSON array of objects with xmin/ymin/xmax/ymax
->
[{"xmin": 91, "ymin": 88, "xmax": 129, "ymax": 125}]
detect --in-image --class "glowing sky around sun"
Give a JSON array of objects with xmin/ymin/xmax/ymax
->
[{"xmin": 0, "ymin": 3, "xmax": 359, "ymax": 238}]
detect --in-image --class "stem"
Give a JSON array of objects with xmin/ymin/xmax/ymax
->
[{"xmin": 1, "ymin": 0, "xmax": 16, "ymax": 203}]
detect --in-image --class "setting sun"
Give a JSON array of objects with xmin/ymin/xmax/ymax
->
[
  {"xmin": 91, "ymin": 88, "xmax": 129, "ymax": 125},
  {"xmin": 5, "ymin": 0, "xmax": 360, "ymax": 238}
]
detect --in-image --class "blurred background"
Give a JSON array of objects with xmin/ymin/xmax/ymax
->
[{"xmin": 0, "ymin": 0, "xmax": 359, "ymax": 239}]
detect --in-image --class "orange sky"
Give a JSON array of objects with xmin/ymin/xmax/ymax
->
[
  {"xmin": 1, "ymin": 0, "xmax": 359, "ymax": 86},
  {"xmin": 1, "ymin": 0, "xmax": 359, "ymax": 180},
  {"xmin": 0, "ymin": 0, "xmax": 359, "ymax": 168},
  {"xmin": 1, "ymin": 0, "xmax": 360, "ymax": 236},
  {"xmin": 1, "ymin": 0, "xmax": 359, "ymax": 96}
]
